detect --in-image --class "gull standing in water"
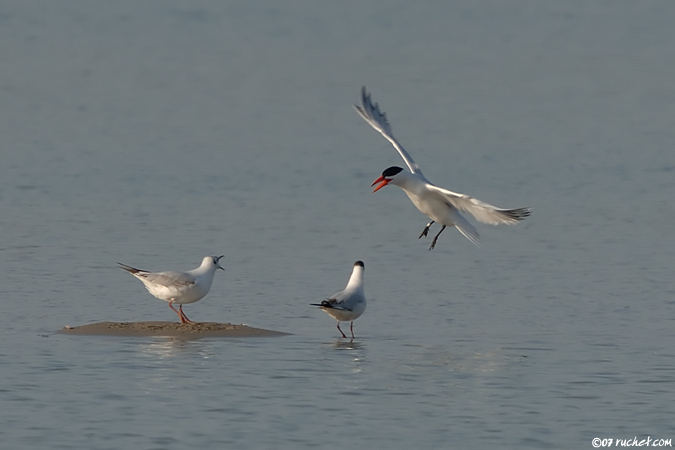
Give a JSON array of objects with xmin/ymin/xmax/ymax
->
[
  {"xmin": 311, "ymin": 261, "xmax": 366, "ymax": 339},
  {"xmin": 355, "ymin": 87, "xmax": 531, "ymax": 249},
  {"xmin": 117, "ymin": 256, "xmax": 224, "ymax": 324}
]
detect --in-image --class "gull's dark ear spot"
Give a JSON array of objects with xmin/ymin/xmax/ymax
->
[{"xmin": 382, "ymin": 166, "xmax": 404, "ymax": 177}]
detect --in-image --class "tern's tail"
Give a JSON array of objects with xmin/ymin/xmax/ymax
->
[{"xmin": 453, "ymin": 213, "xmax": 481, "ymax": 246}]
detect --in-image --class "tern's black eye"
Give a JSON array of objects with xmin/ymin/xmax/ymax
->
[{"xmin": 382, "ymin": 166, "xmax": 404, "ymax": 177}]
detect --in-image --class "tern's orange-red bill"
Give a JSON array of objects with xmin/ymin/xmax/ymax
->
[{"xmin": 371, "ymin": 176, "xmax": 390, "ymax": 192}]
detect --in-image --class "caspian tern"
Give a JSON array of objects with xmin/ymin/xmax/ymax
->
[
  {"xmin": 311, "ymin": 261, "xmax": 366, "ymax": 339},
  {"xmin": 117, "ymin": 256, "xmax": 225, "ymax": 324},
  {"xmin": 355, "ymin": 87, "xmax": 531, "ymax": 249}
]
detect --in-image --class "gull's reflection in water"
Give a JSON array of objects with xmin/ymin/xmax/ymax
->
[
  {"xmin": 132, "ymin": 338, "xmax": 219, "ymax": 395},
  {"xmin": 137, "ymin": 337, "xmax": 212, "ymax": 360},
  {"xmin": 327, "ymin": 339, "xmax": 366, "ymax": 376},
  {"xmin": 330, "ymin": 339, "xmax": 364, "ymax": 351}
]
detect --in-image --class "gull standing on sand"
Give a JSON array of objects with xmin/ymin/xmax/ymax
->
[
  {"xmin": 311, "ymin": 261, "xmax": 366, "ymax": 339},
  {"xmin": 117, "ymin": 256, "xmax": 224, "ymax": 324},
  {"xmin": 355, "ymin": 87, "xmax": 531, "ymax": 249}
]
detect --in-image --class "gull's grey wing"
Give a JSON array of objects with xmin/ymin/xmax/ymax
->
[
  {"xmin": 354, "ymin": 86, "xmax": 424, "ymax": 177},
  {"xmin": 139, "ymin": 270, "xmax": 196, "ymax": 287}
]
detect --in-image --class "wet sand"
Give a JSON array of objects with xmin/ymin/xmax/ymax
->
[{"xmin": 60, "ymin": 321, "xmax": 290, "ymax": 338}]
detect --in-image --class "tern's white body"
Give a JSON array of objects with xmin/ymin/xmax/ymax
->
[
  {"xmin": 118, "ymin": 256, "xmax": 224, "ymax": 323},
  {"xmin": 312, "ymin": 261, "xmax": 366, "ymax": 339},
  {"xmin": 355, "ymin": 87, "xmax": 531, "ymax": 248},
  {"xmin": 388, "ymin": 170, "xmax": 483, "ymax": 244}
]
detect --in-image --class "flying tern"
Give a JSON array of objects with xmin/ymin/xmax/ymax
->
[
  {"xmin": 311, "ymin": 261, "xmax": 366, "ymax": 339},
  {"xmin": 355, "ymin": 86, "xmax": 531, "ymax": 249},
  {"xmin": 118, "ymin": 255, "xmax": 224, "ymax": 323}
]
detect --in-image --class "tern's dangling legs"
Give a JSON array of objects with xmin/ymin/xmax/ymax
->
[
  {"xmin": 418, "ymin": 220, "xmax": 435, "ymax": 239},
  {"xmin": 429, "ymin": 225, "xmax": 447, "ymax": 250}
]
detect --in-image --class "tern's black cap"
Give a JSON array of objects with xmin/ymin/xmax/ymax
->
[
  {"xmin": 382, "ymin": 166, "xmax": 404, "ymax": 177},
  {"xmin": 354, "ymin": 261, "xmax": 365, "ymax": 268}
]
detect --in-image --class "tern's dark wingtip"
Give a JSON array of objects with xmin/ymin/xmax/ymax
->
[{"xmin": 506, "ymin": 207, "xmax": 533, "ymax": 221}]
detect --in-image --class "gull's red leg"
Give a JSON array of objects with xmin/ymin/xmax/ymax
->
[
  {"xmin": 168, "ymin": 301, "xmax": 187, "ymax": 323},
  {"xmin": 179, "ymin": 305, "xmax": 194, "ymax": 324}
]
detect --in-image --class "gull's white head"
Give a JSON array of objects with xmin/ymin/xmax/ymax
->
[
  {"xmin": 203, "ymin": 255, "xmax": 225, "ymax": 271},
  {"xmin": 371, "ymin": 166, "xmax": 405, "ymax": 192}
]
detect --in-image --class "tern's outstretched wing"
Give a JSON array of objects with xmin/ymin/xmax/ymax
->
[
  {"xmin": 426, "ymin": 184, "xmax": 532, "ymax": 226},
  {"xmin": 354, "ymin": 87, "xmax": 424, "ymax": 177}
]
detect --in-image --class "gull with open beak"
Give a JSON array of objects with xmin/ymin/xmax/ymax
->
[
  {"xmin": 118, "ymin": 255, "xmax": 225, "ymax": 323},
  {"xmin": 355, "ymin": 87, "xmax": 531, "ymax": 249}
]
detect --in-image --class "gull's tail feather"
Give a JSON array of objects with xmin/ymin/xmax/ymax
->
[
  {"xmin": 311, "ymin": 300, "xmax": 348, "ymax": 311},
  {"xmin": 117, "ymin": 262, "xmax": 143, "ymax": 274},
  {"xmin": 310, "ymin": 301, "xmax": 332, "ymax": 308}
]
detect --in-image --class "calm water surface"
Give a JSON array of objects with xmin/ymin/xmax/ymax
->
[{"xmin": 2, "ymin": 1, "xmax": 675, "ymax": 449}]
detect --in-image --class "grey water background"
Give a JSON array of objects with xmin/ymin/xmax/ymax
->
[{"xmin": 2, "ymin": 1, "xmax": 675, "ymax": 448}]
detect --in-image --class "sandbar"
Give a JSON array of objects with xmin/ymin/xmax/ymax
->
[{"xmin": 60, "ymin": 321, "xmax": 290, "ymax": 338}]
